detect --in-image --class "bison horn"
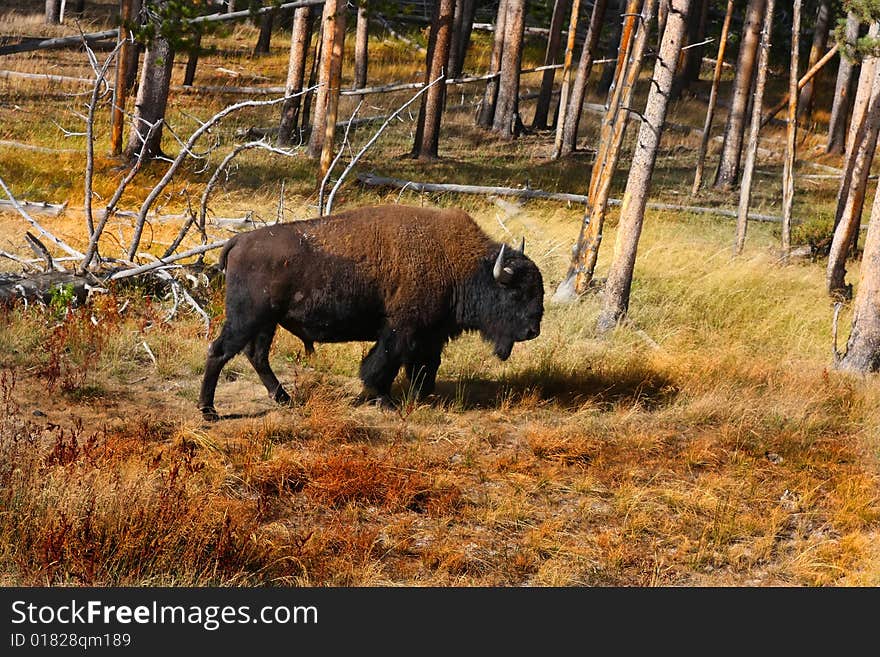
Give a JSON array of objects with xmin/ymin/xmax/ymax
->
[
  {"xmin": 493, "ymin": 244, "xmax": 506, "ymax": 281},
  {"xmin": 519, "ymin": 236, "xmax": 525, "ymax": 253}
]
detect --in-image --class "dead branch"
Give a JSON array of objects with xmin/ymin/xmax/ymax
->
[
  {"xmin": 108, "ymin": 241, "xmax": 228, "ymax": 281},
  {"xmin": 356, "ymin": 173, "xmax": 793, "ymax": 224},
  {"xmin": 24, "ymin": 232, "xmax": 59, "ymax": 272},
  {"xmin": 126, "ymin": 88, "xmax": 314, "ymax": 262},
  {"xmin": 325, "ymin": 75, "xmax": 445, "ymax": 216},
  {"xmin": 0, "ymin": 198, "xmax": 67, "ymax": 216},
  {"xmin": 0, "ymin": 69, "xmax": 95, "ymax": 85},
  {"xmin": 0, "ymin": 175, "xmax": 84, "ymax": 259},
  {"xmin": 319, "ymin": 100, "xmax": 363, "ymax": 216}
]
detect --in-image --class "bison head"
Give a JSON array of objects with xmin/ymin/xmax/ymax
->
[{"xmin": 472, "ymin": 241, "xmax": 544, "ymax": 361}]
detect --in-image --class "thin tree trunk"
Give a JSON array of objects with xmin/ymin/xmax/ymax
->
[
  {"xmin": 278, "ymin": 6, "xmax": 314, "ymax": 146},
  {"xmin": 551, "ymin": 0, "xmax": 583, "ymax": 158},
  {"xmin": 453, "ymin": 0, "xmax": 476, "ymax": 78},
  {"xmin": 597, "ymin": 0, "xmax": 625, "ymax": 95},
  {"xmin": 109, "ymin": 0, "xmax": 136, "ymax": 156},
  {"xmin": 691, "ymin": 0, "xmax": 733, "ymax": 195},
  {"xmin": 300, "ymin": 15, "xmax": 322, "ymax": 134},
  {"xmin": 838, "ymin": 170, "xmax": 880, "ymax": 372},
  {"xmin": 317, "ymin": 5, "xmax": 346, "ymax": 184},
  {"xmin": 558, "ymin": 0, "xmax": 608, "ymax": 156},
  {"xmin": 123, "ymin": 0, "xmax": 143, "ymax": 95},
  {"xmin": 671, "ymin": 0, "xmax": 707, "ymax": 98},
  {"xmin": 477, "ymin": 0, "xmax": 508, "ymax": 128},
  {"xmin": 846, "ymin": 23, "xmax": 880, "ymax": 158},
  {"xmin": 597, "ymin": 0, "xmax": 691, "ymax": 332},
  {"xmin": 553, "ymin": 0, "xmax": 658, "ymax": 302},
  {"xmin": 124, "ymin": 29, "xmax": 174, "ymax": 160},
  {"xmin": 183, "ymin": 31, "xmax": 202, "ymax": 86},
  {"xmin": 827, "ymin": 46, "xmax": 880, "ymax": 298},
  {"xmin": 307, "ymin": 0, "xmax": 340, "ymax": 159},
  {"xmin": 781, "ymin": 0, "xmax": 801, "ymax": 262},
  {"xmin": 45, "ymin": 0, "xmax": 60, "ymax": 24},
  {"xmin": 354, "ymin": 1, "xmax": 369, "ymax": 95},
  {"xmin": 827, "ymin": 11, "xmax": 860, "ymax": 155},
  {"xmin": 760, "ymin": 42, "xmax": 839, "ymax": 128},
  {"xmin": 732, "ymin": 0, "xmax": 774, "ymax": 255},
  {"xmin": 532, "ymin": 0, "xmax": 572, "ymax": 130},
  {"xmin": 254, "ymin": 7, "xmax": 276, "ymax": 56},
  {"xmin": 797, "ymin": 0, "xmax": 830, "ymax": 123},
  {"xmin": 714, "ymin": 0, "xmax": 766, "ymax": 190},
  {"xmin": 492, "ymin": 0, "xmax": 527, "ymax": 139},
  {"xmin": 412, "ymin": 0, "xmax": 455, "ymax": 159}
]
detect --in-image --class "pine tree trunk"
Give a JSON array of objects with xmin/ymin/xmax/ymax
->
[
  {"xmin": 109, "ymin": 0, "xmax": 136, "ymax": 156},
  {"xmin": 317, "ymin": 5, "xmax": 346, "ymax": 185},
  {"xmin": 714, "ymin": 0, "xmax": 766, "ymax": 190},
  {"xmin": 796, "ymin": 0, "xmax": 830, "ymax": 123},
  {"xmin": 532, "ymin": 0, "xmax": 572, "ymax": 130},
  {"xmin": 45, "ymin": 0, "xmax": 60, "ymax": 24},
  {"xmin": 597, "ymin": 0, "xmax": 690, "ymax": 332},
  {"xmin": 307, "ymin": 0, "xmax": 341, "ymax": 159},
  {"xmin": 671, "ymin": 0, "xmax": 707, "ymax": 99},
  {"xmin": 183, "ymin": 31, "xmax": 201, "ymax": 87},
  {"xmin": 827, "ymin": 11, "xmax": 860, "ymax": 155},
  {"xmin": 124, "ymin": 29, "xmax": 174, "ymax": 161},
  {"xmin": 492, "ymin": 0, "xmax": 527, "ymax": 139},
  {"xmin": 827, "ymin": 43, "xmax": 880, "ymax": 298},
  {"xmin": 300, "ymin": 17, "xmax": 322, "ymax": 134},
  {"xmin": 846, "ymin": 23, "xmax": 880, "ymax": 158},
  {"xmin": 254, "ymin": 7, "xmax": 276, "ymax": 56},
  {"xmin": 353, "ymin": 2, "xmax": 369, "ymax": 97},
  {"xmin": 597, "ymin": 0, "xmax": 626, "ymax": 95},
  {"xmin": 732, "ymin": 0, "xmax": 774, "ymax": 255},
  {"xmin": 691, "ymin": 0, "xmax": 734, "ymax": 195},
  {"xmin": 780, "ymin": 0, "xmax": 801, "ymax": 261},
  {"xmin": 412, "ymin": 0, "xmax": 455, "ymax": 159},
  {"xmin": 550, "ymin": 0, "xmax": 582, "ymax": 158},
  {"xmin": 553, "ymin": 0, "xmax": 657, "ymax": 302},
  {"xmin": 278, "ymin": 6, "xmax": 314, "ymax": 146},
  {"xmin": 558, "ymin": 0, "xmax": 608, "ymax": 155},
  {"xmin": 447, "ymin": 0, "xmax": 476, "ymax": 80},
  {"xmin": 477, "ymin": 0, "xmax": 508, "ymax": 128},
  {"xmin": 123, "ymin": 0, "xmax": 144, "ymax": 95},
  {"xmin": 838, "ymin": 173, "xmax": 880, "ymax": 372}
]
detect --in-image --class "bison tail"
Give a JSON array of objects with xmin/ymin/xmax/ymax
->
[{"xmin": 217, "ymin": 235, "xmax": 239, "ymax": 271}]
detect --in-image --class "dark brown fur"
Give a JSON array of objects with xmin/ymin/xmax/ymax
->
[{"xmin": 198, "ymin": 204, "xmax": 544, "ymax": 420}]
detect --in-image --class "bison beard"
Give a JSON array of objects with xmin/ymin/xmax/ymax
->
[{"xmin": 197, "ymin": 204, "xmax": 544, "ymax": 421}]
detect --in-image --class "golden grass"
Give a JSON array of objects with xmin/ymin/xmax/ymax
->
[{"xmin": 0, "ymin": 5, "xmax": 879, "ymax": 587}]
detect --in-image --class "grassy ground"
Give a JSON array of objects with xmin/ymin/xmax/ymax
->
[{"xmin": 1, "ymin": 3, "xmax": 879, "ymax": 586}]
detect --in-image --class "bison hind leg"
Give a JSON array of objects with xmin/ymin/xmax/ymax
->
[
  {"xmin": 243, "ymin": 325, "xmax": 291, "ymax": 406},
  {"xmin": 358, "ymin": 326, "xmax": 409, "ymax": 409}
]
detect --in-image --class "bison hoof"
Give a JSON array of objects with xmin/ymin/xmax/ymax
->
[
  {"xmin": 200, "ymin": 406, "xmax": 220, "ymax": 422},
  {"xmin": 354, "ymin": 390, "xmax": 396, "ymax": 411},
  {"xmin": 274, "ymin": 389, "xmax": 292, "ymax": 406}
]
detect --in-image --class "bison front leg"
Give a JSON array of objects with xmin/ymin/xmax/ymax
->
[
  {"xmin": 357, "ymin": 326, "xmax": 409, "ymax": 409},
  {"xmin": 198, "ymin": 320, "xmax": 257, "ymax": 421},
  {"xmin": 404, "ymin": 339, "xmax": 444, "ymax": 399},
  {"xmin": 244, "ymin": 325, "xmax": 291, "ymax": 406}
]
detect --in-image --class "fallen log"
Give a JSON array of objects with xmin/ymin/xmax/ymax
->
[
  {"xmin": 0, "ymin": 29, "xmax": 117, "ymax": 56},
  {"xmin": 0, "ymin": 270, "xmax": 91, "ymax": 306},
  {"xmin": 0, "ymin": 69, "xmax": 96, "ymax": 86},
  {"xmin": 0, "ymin": 198, "xmax": 67, "ymax": 216},
  {"xmin": 356, "ymin": 173, "xmax": 793, "ymax": 224}
]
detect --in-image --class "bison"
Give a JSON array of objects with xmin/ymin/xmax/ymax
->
[{"xmin": 198, "ymin": 204, "xmax": 544, "ymax": 421}]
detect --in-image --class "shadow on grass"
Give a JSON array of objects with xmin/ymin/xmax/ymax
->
[{"xmin": 422, "ymin": 362, "xmax": 679, "ymax": 412}]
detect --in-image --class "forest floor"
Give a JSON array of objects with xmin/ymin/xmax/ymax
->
[{"xmin": 1, "ymin": 1, "xmax": 879, "ymax": 586}]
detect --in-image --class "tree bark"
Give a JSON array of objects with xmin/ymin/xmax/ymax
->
[
  {"xmin": 597, "ymin": 0, "xmax": 690, "ymax": 332},
  {"xmin": 492, "ymin": 0, "xmax": 527, "ymax": 139},
  {"xmin": 300, "ymin": 14, "xmax": 322, "ymax": 134},
  {"xmin": 183, "ymin": 31, "xmax": 202, "ymax": 86},
  {"xmin": 450, "ymin": 0, "xmax": 476, "ymax": 79},
  {"xmin": 278, "ymin": 5, "xmax": 314, "ymax": 146},
  {"xmin": 714, "ymin": 0, "xmax": 766, "ymax": 190},
  {"xmin": 671, "ymin": 0, "xmax": 707, "ymax": 98},
  {"xmin": 797, "ymin": 0, "xmax": 830, "ymax": 123},
  {"xmin": 691, "ymin": 0, "xmax": 733, "ymax": 195},
  {"xmin": 838, "ymin": 167, "xmax": 880, "ymax": 372},
  {"xmin": 123, "ymin": 0, "xmax": 144, "ymax": 95},
  {"xmin": 550, "ymin": 0, "xmax": 583, "ymax": 158},
  {"xmin": 780, "ymin": 0, "xmax": 800, "ymax": 262},
  {"xmin": 124, "ymin": 27, "xmax": 174, "ymax": 160},
  {"xmin": 45, "ymin": 0, "xmax": 61, "ymax": 24},
  {"xmin": 307, "ymin": 0, "xmax": 341, "ymax": 159},
  {"xmin": 827, "ymin": 11, "xmax": 860, "ymax": 155},
  {"xmin": 846, "ymin": 23, "xmax": 880, "ymax": 158},
  {"xmin": 109, "ymin": 0, "xmax": 136, "ymax": 156},
  {"xmin": 827, "ymin": 42, "xmax": 880, "ymax": 298},
  {"xmin": 317, "ymin": 5, "xmax": 346, "ymax": 184},
  {"xmin": 412, "ymin": 0, "xmax": 455, "ymax": 159},
  {"xmin": 532, "ymin": 0, "xmax": 572, "ymax": 130},
  {"xmin": 553, "ymin": 0, "xmax": 657, "ymax": 302},
  {"xmin": 354, "ymin": 1, "xmax": 369, "ymax": 95},
  {"xmin": 254, "ymin": 6, "xmax": 277, "ymax": 56},
  {"xmin": 477, "ymin": 0, "xmax": 508, "ymax": 128},
  {"xmin": 558, "ymin": 0, "xmax": 608, "ymax": 155},
  {"xmin": 732, "ymin": 0, "xmax": 774, "ymax": 255}
]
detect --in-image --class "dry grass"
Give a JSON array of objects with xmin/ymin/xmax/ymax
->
[{"xmin": 1, "ymin": 3, "xmax": 879, "ymax": 587}]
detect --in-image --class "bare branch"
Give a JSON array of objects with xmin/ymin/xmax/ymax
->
[
  {"xmin": 0, "ymin": 175, "xmax": 84, "ymax": 259},
  {"xmin": 319, "ymin": 100, "xmax": 364, "ymax": 216},
  {"xmin": 108, "ymin": 241, "xmax": 228, "ymax": 281},
  {"xmin": 325, "ymin": 75, "xmax": 444, "ymax": 216}
]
